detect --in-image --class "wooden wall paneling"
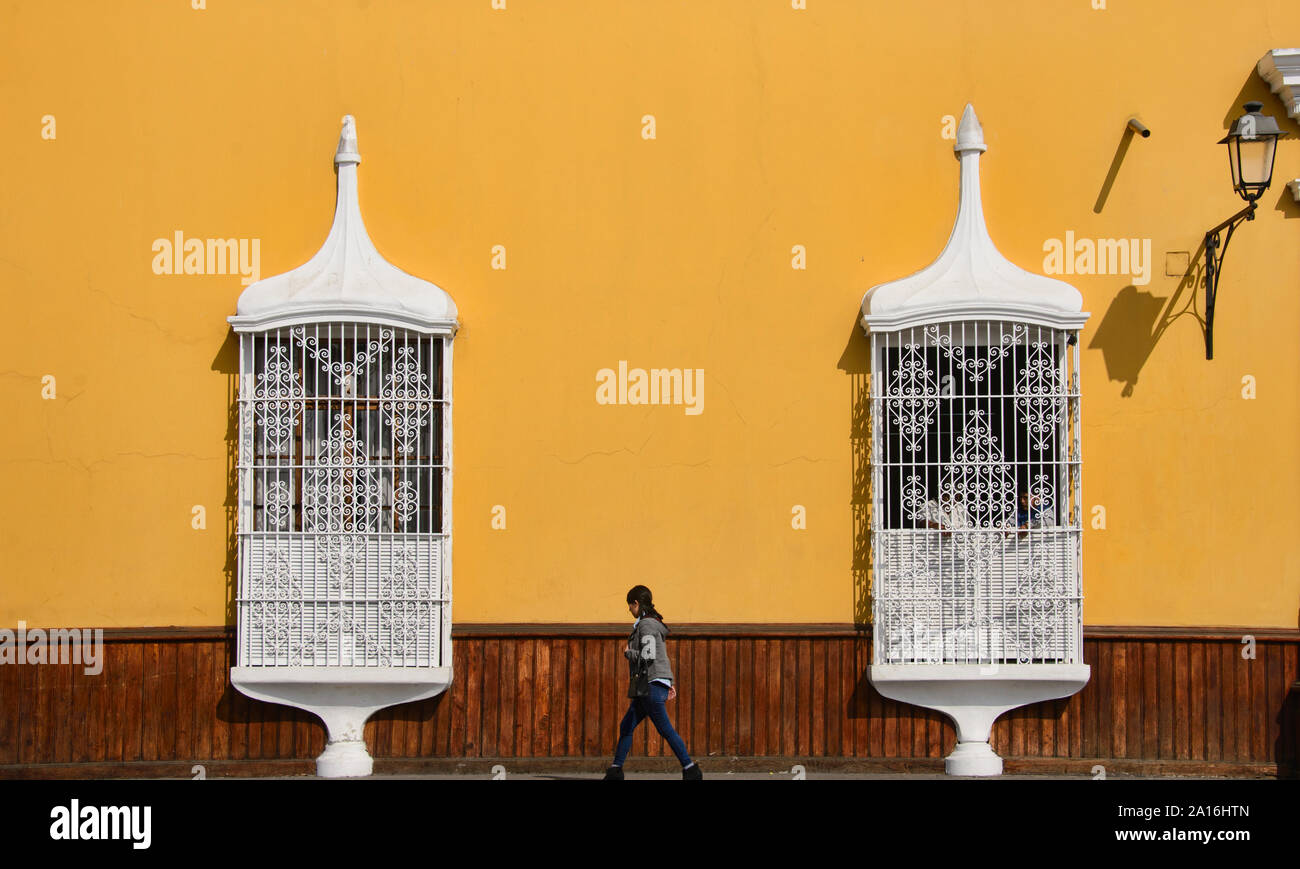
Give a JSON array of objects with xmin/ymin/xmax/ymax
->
[{"xmin": 1, "ymin": 628, "xmax": 1297, "ymax": 777}]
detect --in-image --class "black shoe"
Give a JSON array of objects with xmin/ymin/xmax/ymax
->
[
  {"xmin": 603, "ymin": 765, "xmax": 624, "ymax": 781},
  {"xmin": 682, "ymin": 763, "xmax": 703, "ymax": 781}
]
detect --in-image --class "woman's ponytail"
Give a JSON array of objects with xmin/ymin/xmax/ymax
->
[{"xmin": 626, "ymin": 585, "xmax": 664, "ymax": 623}]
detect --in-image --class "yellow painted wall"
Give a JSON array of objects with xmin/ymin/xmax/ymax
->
[{"xmin": 2, "ymin": 1, "xmax": 1298, "ymax": 627}]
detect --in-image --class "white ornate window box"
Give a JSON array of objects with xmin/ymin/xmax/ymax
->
[
  {"xmin": 228, "ymin": 117, "xmax": 458, "ymax": 777},
  {"xmin": 860, "ymin": 106, "xmax": 1090, "ymax": 776}
]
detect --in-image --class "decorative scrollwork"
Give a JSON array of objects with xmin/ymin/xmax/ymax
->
[
  {"xmin": 381, "ymin": 545, "xmax": 424, "ymax": 599},
  {"xmin": 1014, "ymin": 551, "xmax": 1067, "ymax": 662},
  {"xmin": 302, "ymin": 413, "xmax": 383, "ymax": 533},
  {"xmin": 938, "ymin": 409, "xmax": 1017, "ymax": 530},
  {"xmin": 394, "ymin": 480, "xmax": 420, "ymax": 525},
  {"xmin": 252, "ymin": 342, "xmax": 304, "ymax": 453},
  {"xmin": 381, "ymin": 345, "xmax": 434, "ymax": 455},
  {"xmin": 380, "ymin": 601, "xmax": 433, "ymax": 659},
  {"xmin": 885, "ymin": 341, "xmax": 938, "ymax": 453},
  {"xmin": 1028, "ymin": 473, "xmax": 1055, "ymax": 525},
  {"xmin": 292, "ymin": 325, "xmax": 394, "ymax": 391},
  {"xmin": 1015, "ymin": 339, "xmax": 1064, "ymax": 452},
  {"xmin": 928, "ymin": 324, "xmax": 1024, "ymax": 382},
  {"xmin": 317, "ymin": 534, "xmax": 362, "ymax": 595},
  {"xmin": 248, "ymin": 547, "xmax": 307, "ymax": 661},
  {"xmin": 263, "ymin": 480, "xmax": 293, "ymax": 531}
]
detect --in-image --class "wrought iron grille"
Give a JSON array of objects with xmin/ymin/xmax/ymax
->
[
  {"xmin": 235, "ymin": 323, "xmax": 448, "ymax": 667},
  {"xmin": 870, "ymin": 320, "xmax": 1083, "ymax": 665}
]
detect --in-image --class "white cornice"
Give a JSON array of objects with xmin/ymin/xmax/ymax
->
[{"xmin": 1258, "ymin": 49, "xmax": 1300, "ymax": 122}]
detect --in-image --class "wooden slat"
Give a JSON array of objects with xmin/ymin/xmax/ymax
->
[
  {"xmin": 670, "ymin": 636, "xmax": 688, "ymax": 754},
  {"xmin": 194, "ymin": 641, "xmax": 213, "ymax": 762},
  {"xmin": 724, "ymin": 638, "xmax": 739, "ymax": 755},
  {"xmin": 746, "ymin": 637, "xmax": 763, "ymax": 755},
  {"xmin": 565, "ymin": 638, "xmax": 582, "ymax": 756},
  {"xmin": 375, "ymin": 684, "xmax": 397, "ymax": 759},
  {"xmin": 213, "ymin": 639, "xmax": 231, "ymax": 761},
  {"xmin": 515, "ymin": 638, "xmax": 532, "ymax": 757},
  {"xmin": 1188, "ymin": 642, "xmax": 1205, "ymax": 760},
  {"xmin": 531, "ymin": 637, "xmax": 549, "ymax": 757},
  {"xmin": 173, "ymin": 642, "xmax": 193, "ymax": 761},
  {"xmin": 1221, "ymin": 641, "xmax": 1238, "ymax": 761},
  {"xmin": 1120, "ymin": 640, "xmax": 1138, "ymax": 760},
  {"xmin": 780, "ymin": 637, "xmax": 796, "ymax": 756},
  {"xmin": 1265, "ymin": 642, "xmax": 1282, "ymax": 765},
  {"xmin": 51, "ymin": 653, "xmax": 72, "ymax": 764},
  {"xmin": 1082, "ymin": 638, "xmax": 1099, "ymax": 757},
  {"xmin": 825, "ymin": 636, "xmax": 840, "ymax": 757},
  {"xmin": 1174, "ymin": 640, "xmax": 1190, "ymax": 760},
  {"xmin": 1205, "ymin": 638, "xmax": 1222, "ymax": 762},
  {"xmin": 1140, "ymin": 640, "xmax": 1157, "ymax": 757},
  {"xmin": 863, "ymin": 637, "xmax": 878, "ymax": 758},
  {"xmin": 545, "ymin": 639, "xmax": 565, "ymax": 757},
  {"xmin": 0, "ymin": 652, "xmax": 16, "ymax": 764},
  {"xmin": 1101, "ymin": 640, "xmax": 1119, "ymax": 757},
  {"xmin": 811, "ymin": 639, "xmax": 826, "ymax": 756},
  {"xmin": 499, "ymin": 639, "xmax": 517, "ymax": 756},
  {"xmin": 481, "ymin": 639, "xmax": 500, "ymax": 756},
  {"xmin": 738, "ymin": 636, "xmax": 753, "ymax": 755},
  {"xmin": 707, "ymin": 639, "xmax": 723, "ymax": 757},
  {"xmin": 583, "ymin": 639, "xmax": 602, "ymax": 756},
  {"xmin": 465, "ymin": 637, "xmax": 483, "ymax": 757},
  {"xmin": 1251, "ymin": 641, "xmax": 1268, "ymax": 762},
  {"xmin": 768, "ymin": 637, "xmax": 784, "ymax": 756},
  {"xmin": 839, "ymin": 638, "xmax": 855, "ymax": 757},
  {"xmin": 144, "ymin": 642, "xmax": 164, "ymax": 762},
  {"xmin": 1236, "ymin": 641, "xmax": 1252, "ymax": 761},
  {"xmin": 599, "ymin": 638, "xmax": 616, "ymax": 758}
]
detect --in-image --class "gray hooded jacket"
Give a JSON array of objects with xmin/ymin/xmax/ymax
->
[{"xmin": 625, "ymin": 617, "xmax": 673, "ymax": 694}]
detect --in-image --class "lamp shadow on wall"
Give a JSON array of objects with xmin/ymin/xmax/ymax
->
[{"xmin": 1087, "ymin": 275, "xmax": 1191, "ymax": 397}]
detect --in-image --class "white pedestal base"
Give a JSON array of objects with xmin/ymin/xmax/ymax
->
[
  {"xmin": 232, "ymin": 666, "xmax": 453, "ymax": 778},
  {"xmin": 316, "ymin": 738, "xmax": 374, "ymax": 778},
  {"xmin": 870, "ymin": 663, "xmax": 1090, "ymax": 777},
  {"xmin": 945, "ymin": 741, "xmax": 1003, "ymax": 776}
]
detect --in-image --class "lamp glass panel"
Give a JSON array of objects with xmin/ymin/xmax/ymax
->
[
  {"xmin": 1236, "ymin": 136, "xmax": 1275, "ymax": 187},
  {"xmin": 1226, "ymin": 138, "xmax": 1243, "ymax": 190}
]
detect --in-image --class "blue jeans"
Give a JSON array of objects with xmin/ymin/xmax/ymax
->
[{"xmin": 613, "ymin": 681, "xmax": 692, "ymax": 767}]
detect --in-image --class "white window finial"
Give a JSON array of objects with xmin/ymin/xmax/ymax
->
[
  {"xmin": 954, "ymin": 103, "xmax": 987, "ymax": 154},
  {"xmin": 335, "ymin": 114, "xmax": 361, "ymax": 166}
]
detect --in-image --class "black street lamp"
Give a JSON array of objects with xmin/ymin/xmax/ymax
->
[{"xmin": 1203, "ymin": 102, "xmax": 1287, "ymax": 359}]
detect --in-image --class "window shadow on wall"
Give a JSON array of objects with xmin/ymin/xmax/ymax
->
[
  {"xmin": 1275, "ymin": 184, "xmax": 1300, "ymax": 221},
  {"xmin": 212, "ymin": 331, "xmax": 239, "ymax": 628},
  {"xmin": 837, "ymin": 321, "xmax": 872, "ymax": 630}
]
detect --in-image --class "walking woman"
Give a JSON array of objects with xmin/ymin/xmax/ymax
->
[{"xmin": 603, "ymin": 585, "xmax": 703, "ymax": 780}]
